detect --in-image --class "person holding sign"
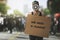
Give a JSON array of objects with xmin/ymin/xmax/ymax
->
[{"xmin": 29, "ymin": 1, "xmax": 44, "ymax": 40}]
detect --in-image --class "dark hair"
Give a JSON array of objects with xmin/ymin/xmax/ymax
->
[{"xmin": 32, "ymin": 1, "xmax": 39, "ymax": 5}]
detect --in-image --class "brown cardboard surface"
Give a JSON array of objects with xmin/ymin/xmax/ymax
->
[{"xmin": 24, "ymin": 14, "xmax": 51, "ymax": 38}]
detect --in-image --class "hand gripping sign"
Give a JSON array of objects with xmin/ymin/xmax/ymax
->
[{"xmin": 25, "ymin": 14, "xmax": 51, "ymax": 38}]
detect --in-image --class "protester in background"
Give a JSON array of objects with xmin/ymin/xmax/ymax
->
[{"xmin": 54, "ymin": 13, "xmax": 60, "ymax": 33}]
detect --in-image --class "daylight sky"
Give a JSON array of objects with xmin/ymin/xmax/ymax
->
[{"xmin": 7, "ymin": 0, "xmax": 47, "ymax": 15}]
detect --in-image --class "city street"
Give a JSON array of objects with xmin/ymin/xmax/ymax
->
[
  {"xmin": 0, "ymin": 0, "xmax": 60, "ymax": 40},
  {"xmin": 0, "ymin": 32, "xmax": 60, "ymax": 40},
  {"xmin": 0, "ymin": 32, "xmax": 20, "ymax": 40}
]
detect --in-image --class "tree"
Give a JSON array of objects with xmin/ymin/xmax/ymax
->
[
  {"xmin": 13, "ymin": 9, "xmax": 24, "ymax": 17},
  {"xmin": 0, "ymin": 3, "xmax": 10, "ymax": 15},
  {"xmin": 43, "ymin": 8, "xmax": 50, "ymax": 15},
  {"xmin": 0, "ymin": 3, "xmax": 6, "ymax": 14},
  {"xmin": 5, "ymin": 5, "xmax": 11, "ymax": 11},
  {"xmin": 47, "ymin": 0, "xmax": 60, "ymax": 15}
]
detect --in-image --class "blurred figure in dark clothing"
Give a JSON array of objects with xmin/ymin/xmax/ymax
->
[
  {"xmin": 15, "ymin": 17, "xmax": 22, "ymax": 31},
  {"xmin": 7, "ymin": 17, "xmax": 14, "ymax": 34},
  {"xmin": 54, "ymin": 13, "xmax": 60, "ymax": 33}
]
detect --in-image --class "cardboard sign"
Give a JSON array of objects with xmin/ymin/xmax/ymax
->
[{"xmin": 24, "ymin": 14, "xmax": 51, "ymax": 38}]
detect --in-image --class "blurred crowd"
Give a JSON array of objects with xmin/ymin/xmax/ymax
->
[{"xmin": 0, "ymin": 15, "xmax": 25, "ymax": 33}]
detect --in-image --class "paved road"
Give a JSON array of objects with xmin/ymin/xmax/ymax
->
[
  {"xmin": 15, "ymin": 32, "xmax": 60, "ymax": 40},
  {"xmin": 0, "ymin": 32, "xmax": 60, "ymax": 40},
  {"xmin": 0, "ymin": 32, "xmax": 20, "ymax": 40}
]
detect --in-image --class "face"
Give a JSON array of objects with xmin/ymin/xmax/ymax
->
[{"xmin": 32, "ymin": 4, "xmax": 39, "ymax": 11}]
